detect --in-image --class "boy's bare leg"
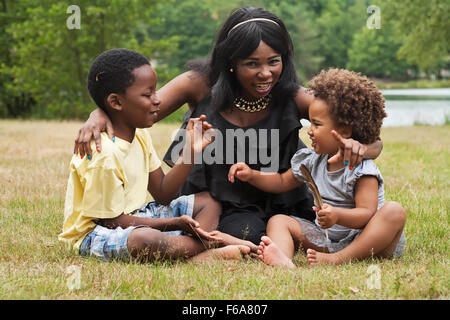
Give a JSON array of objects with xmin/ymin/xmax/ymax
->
[
  {"xmin": 307, "ymin": 202, "xmax": 406, "ymax": 266},
  {"xmin": 192, "ymin": 192, "xmax": 221, "ymax": 232},
  {"xmin": 127, "ymin": 227, "xmax": 212, "ymax": 262},
  {"xmin": 187, "ymin": 245, "xmax": 251, "ymax": 263}
]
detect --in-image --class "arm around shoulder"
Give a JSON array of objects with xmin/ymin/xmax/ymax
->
[
  {"xmin": 155, "ymin": 70, "xmax": 210, "ymax": 122},
  {"xmin": 294, "ymin": 86, "xmax": 314, "ymax": 120}
]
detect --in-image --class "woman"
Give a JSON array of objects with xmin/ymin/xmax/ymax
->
[{"xmin": 75, "ymin": 7, "xmax": 383, "ymax": 244}]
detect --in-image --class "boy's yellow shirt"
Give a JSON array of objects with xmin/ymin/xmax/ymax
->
[{"xmin": 58, "ymin": 129, "xmax": 161, "ymax": 252}]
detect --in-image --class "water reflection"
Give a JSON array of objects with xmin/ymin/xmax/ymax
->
[
  {"xmin": 382, "ymin": 88, "xmax": 450, "ymax": 126},
  {"xmin": 300, "ymin": 89, "xmax": 450, "ymax": 127}
]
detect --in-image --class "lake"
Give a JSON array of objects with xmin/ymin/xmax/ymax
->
[
  {"xmin": 301, "ymin": 88, "xmax": 450, "ymax": 127},
  {"xmin": 382, "ymin": 88, "xmax": 450, "ymax": 126}
]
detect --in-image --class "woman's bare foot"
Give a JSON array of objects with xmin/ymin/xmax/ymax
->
[
  {"xmin": 209, "ymin": 230, "xmax": 258, "ymax": 252},
  {"xmin": 306, "ymin": 249, "xmax": 342, "ymax": 266},
  {"xmin": 188, "ymin": 245, "xmax": 251, "ymax": 263},
  {"xmin": 257, "ymin": 236, "xmax": 295, "ymax": 269}
]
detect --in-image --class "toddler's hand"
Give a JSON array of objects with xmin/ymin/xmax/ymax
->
[
  {"xmin": 228, "ymin": 162, "xmax": 253, "ymax": 183},
  {"xmin": 315, "ymin": 203, "xmax": 338, "ymax": 229}
]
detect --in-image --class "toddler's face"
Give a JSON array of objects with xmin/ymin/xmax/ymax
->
[
  {"xmin": 120, "ymin": 64, "xmax": 160, "ymax": 128},
  {"xmin": 307, "ymin": 98, "xmax": 341, "ymax": 156}
]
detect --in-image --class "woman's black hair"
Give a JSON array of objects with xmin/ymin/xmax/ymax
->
[
  {"xmin": 187, "ymin": 7, "xmax": 299, "ymax": 112},
  {"xmin": 87, "ymin": 48, "xmax": 150, "ymax": 111}
]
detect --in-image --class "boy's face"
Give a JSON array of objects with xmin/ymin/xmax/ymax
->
[{"xmin": 119, "ymin": 64, "xmax": 160, "ymax": 128}]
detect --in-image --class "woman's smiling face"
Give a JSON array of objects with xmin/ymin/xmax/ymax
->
[{"xmin": 234, "ymin": 41, "xmax": 282, "ymax": 100}]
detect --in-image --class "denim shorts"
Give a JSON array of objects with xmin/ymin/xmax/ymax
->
[{"xmin": 79, "ymin": 194, "xmax": 195, "ymax": 261}]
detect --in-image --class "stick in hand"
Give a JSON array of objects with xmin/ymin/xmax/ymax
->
[{"xmin": 300, "ymin": 164, "xmax": 329, "ymax": 242}]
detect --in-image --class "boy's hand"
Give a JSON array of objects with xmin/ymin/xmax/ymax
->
[
  {"xmin": 228, "ymin": 162, "xmax": 253, "ymax": 183},
  {"xmin": 315, "ymin": 203, "xmax": 338, "ymax": 229},
  {"xmin": 176, "ymin": 216, "xmax": 222, "ymax": 241},
  {"xmin": 185, "ymin": 114, "xmax": 215, "ymax": 154}
]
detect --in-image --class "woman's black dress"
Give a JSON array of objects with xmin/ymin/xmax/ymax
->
[{"xmin": 163, "ymin": 93, "xmax": 315, "ymax": 244}]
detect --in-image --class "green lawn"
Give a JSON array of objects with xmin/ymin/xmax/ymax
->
[{"xmin": 0, "ymin": 120, "xmax": 448, "ymax": 299}]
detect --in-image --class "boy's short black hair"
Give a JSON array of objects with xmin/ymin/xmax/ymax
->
[{"xmin": 87, "ymin": 48, "xmax": 150, "ymax": 110}]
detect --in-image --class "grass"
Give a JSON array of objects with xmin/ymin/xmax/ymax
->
[{"xmin": 0, "ymin": 120, "xmax": 448, "ymax": 300}]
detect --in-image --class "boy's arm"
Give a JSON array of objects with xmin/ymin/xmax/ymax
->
[
  {"xmin": 98, "ymin": 212, "xmax": 182, "ymax": 230},
  {"xmin": 147, "ymin": 115, "xmax": 213, "ymax": 205},
  {"xmin": 98, "ymin": 213, "xmax": 218, "ymax": 240},
  {"xmin": 228, "ymin": 163, "xmax": 302, "ymax": 194},
  {"xmin": 317, "ymin": 176, "xmax": 379, "ymax": 229},
  {"xmin": 147, "ymin": 162, "xmax": 193, "ymax": 205}
]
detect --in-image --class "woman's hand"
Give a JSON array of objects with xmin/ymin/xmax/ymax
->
[
  {"xmin": 328, "ymin": 130, "xmax": 367, "ymax": 169},
  {"xmin": 74, "ymin": 108, "xmax": 114, "ymax": 158},
  {"xmin": 228, "ymin": 162, "xmax": 254, "ymax": 183},
  {"xmin": 315, "ymin": 204, "xmax": 338, "ymax": 229}
]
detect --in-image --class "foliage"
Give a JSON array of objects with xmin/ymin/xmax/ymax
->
[
  {"xmin": 347, "ymin": 23, "xmax": 411, "ymax": 79},
  {"xmin": 0, "ymin": 0, "xmax": 448, "ymax": 119},
  {"xmin": 382, "ymin": 0, "xmax": 450, "ymax": 73},
  {"xmin": 313, "ymin": 0, "xmax": 367, "ymax": 69},
  {"xmin": 1, "ymin": 0, "xmax": 170, "ymax": 119}
]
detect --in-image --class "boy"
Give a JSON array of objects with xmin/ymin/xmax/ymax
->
[{"xmin": 59, "ymin": 48, "xmax": 249, "ymax": 262}]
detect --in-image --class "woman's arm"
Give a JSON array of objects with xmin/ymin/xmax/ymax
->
[
  {"xmin": 74, "ymin": 70, "xmax": 210, "ymax": 158},
  {"xmin": 328, "ymin": 131, "xmax": 383, "ymax": 168},
  {"xmin": 317, "ymin": 176, "xmax": 379, "ymax": 230},
  {"xmin": 294, "ymin": 86, "xmax": 314, "ymax": 120},
  {"xmin": 154, "ymin": 70, "xmax": 210, "ymax": 121},
  {"xmin": 228, "ymin": 163, "xmax": 301, "ymax": 194}
]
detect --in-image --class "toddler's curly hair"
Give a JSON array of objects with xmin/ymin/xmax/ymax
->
[{"xmin": 307, "ymin": 68, "xmax": 386, "ymax": 144}]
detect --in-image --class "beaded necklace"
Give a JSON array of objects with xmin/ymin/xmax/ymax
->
[{"xmin": 233, "ymin": 94, "xmax": 271, "ymax": 113}]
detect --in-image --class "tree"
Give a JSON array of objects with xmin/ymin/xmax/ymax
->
[
  {"xmin": 0, "ymin": 0, "xmax": 35, "ymax": 117},
  {"xmin": 314, "ymin": 0, "xmax": 368, "ymax": 69},
  {"xmin": 347, "ymin": 23, "xmax": 411, "ymax": 79},
  {"xmin": 145, "ymin": 0, "xmax": 245, "ymax": 75},
  {"xmin": 382, "ymin": 0, "xmax": 450, "ymax": 73},
  {"xmin": 1, "ymin": 0, "xmax": 169, "ymax": 118}
]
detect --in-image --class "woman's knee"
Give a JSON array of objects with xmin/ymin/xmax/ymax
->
[
  {"xmin": 379, "ymin": 201, "xmax": 407, "ymax": 225},
  {"xmin": 195, "ymin": 191, "xmax": 221, "ymax": 211}
]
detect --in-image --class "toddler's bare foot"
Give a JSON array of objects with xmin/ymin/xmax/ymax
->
[
  {"xmin": 209, "ymin": 231, "xmax": 258, "ymax": 252},
  {"xmin": 257, "ymin": 236, "xmax": 295, "ymax": 269},
  {"xmin": 306, "ymin": 249, "xmax": 342, "ymax": 266},
  {"xmin": 188, "ymin": 245, "xmax": 250, "ymax": 263}
]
